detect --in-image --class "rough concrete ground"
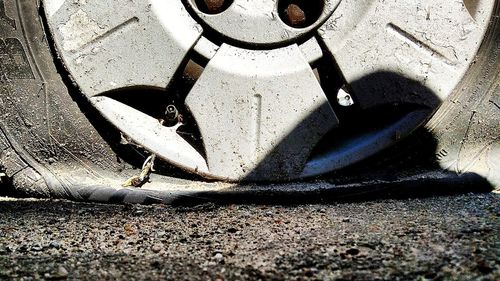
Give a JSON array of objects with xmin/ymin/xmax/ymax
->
[{"xmin": 0, "ymin": 193, "xmax": 498, "ymax": 280}]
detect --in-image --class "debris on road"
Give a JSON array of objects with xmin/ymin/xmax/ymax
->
[{"xmin": 122, "ymin": 154, "xmax": 156, "ymax": 187}]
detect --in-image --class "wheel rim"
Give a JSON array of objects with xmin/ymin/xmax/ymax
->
[{"xmin": 41, "ymin": 0, "xmax": 495, "ymax": 181}]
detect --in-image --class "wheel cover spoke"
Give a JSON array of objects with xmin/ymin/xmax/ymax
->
[
  {"xmin": 318, "ymin": 0, "xmax": 492, "ymax": 109},
  {"xmin": 45, "ymin": 0, "xmax": 202, "ymax": 96},
  {"xmin": 186, "ymin": 44, "xmax": 339, "ymax": 180},
  {"xmin": 92, "ymin": 97, "xmax": 209, "ymax": 174}
]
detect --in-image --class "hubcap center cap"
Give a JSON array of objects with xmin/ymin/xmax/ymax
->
[{"xmin": 185, "ymin": 0, "xmax": 340, "ymax": 47}]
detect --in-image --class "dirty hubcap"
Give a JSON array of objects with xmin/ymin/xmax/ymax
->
[{"xmin": 41, "ymin": 0, "xmax": 495, "ymax": 181}]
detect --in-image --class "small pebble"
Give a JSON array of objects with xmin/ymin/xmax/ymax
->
[
  {"xmin": 31, "ymin": 244, "xmax": 43, "ymax": 252},
  {"xmin": 214, "ymin": 253, "xmax": 224, "ymax": 263},
  {"xmin": 56, "ymin": 266, "xmax": 69, "ymax": 278},
  {"xmin": 49, "ymin": 241, "xmax": 60, "ymax": 249},
  {"xmin": 151, "ymin": 244, "xmax": 162, "ymax": 253}
]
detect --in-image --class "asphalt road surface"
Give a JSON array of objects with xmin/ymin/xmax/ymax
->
[{"xmin": 0, "ymin": 193, "xmax": 498, "ymax": 280}]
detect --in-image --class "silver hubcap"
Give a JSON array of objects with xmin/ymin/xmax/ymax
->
[{"xmin": 42, "ymin": 0, "xmax": 495, "ymax": 181}]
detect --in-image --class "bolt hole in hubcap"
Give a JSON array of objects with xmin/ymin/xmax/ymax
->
[
  {"xmin": 194, "ymin": 0, "xmax": 325, "ymax": 28},
  {"xmin": 279, "ymin": 0, "xmax": 325, "ymax": 28},
  {"xmin": 185, "ymin": 0, "xmax": 337, "ymax": 47},
  {"xmin": 41, "ymin": 0, "xmax": 495, "ymax": 182},
  {"xmin": 194, "ymin": 0, "xmax": 232, "ymax": 14}
]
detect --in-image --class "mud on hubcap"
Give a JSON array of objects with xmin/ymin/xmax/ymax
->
[{"xmin": 41, "ymin": 0, "xmax": 495, "ymax": 181}]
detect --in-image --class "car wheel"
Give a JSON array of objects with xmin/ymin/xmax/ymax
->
[{"xmin": 0, "ymin": 0, "xmax": 498, "ymax": 203}]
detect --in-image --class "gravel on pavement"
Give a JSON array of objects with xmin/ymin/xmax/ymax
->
[{"xmin": 0, "ymin": 193, "xmax": 498, "ymax": 280}]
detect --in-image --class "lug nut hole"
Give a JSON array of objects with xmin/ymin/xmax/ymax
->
[
  {"xmin": 278, "ymin": 0, "xmax": 324, "ymax": 28},
  {"xmin": 194, "ymin": 0, "xmax": 233, "ymax": 14}
]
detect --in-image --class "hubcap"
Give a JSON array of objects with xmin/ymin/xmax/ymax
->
[{"xmin": 42, "ymin": 0, "xmax": 495, "ymax": 181}]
